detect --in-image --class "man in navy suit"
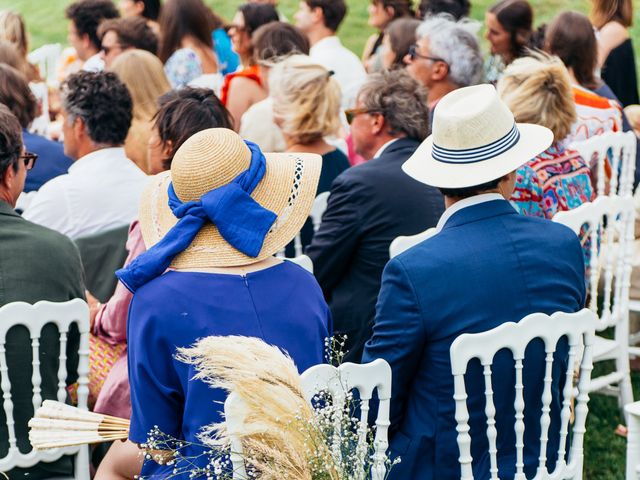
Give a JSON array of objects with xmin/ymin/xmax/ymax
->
[
  {"xmin": 306, "ymin": 70, "xmax": 444, "ymax": 363},
  {"xmin": 363, "ymin": 84, "xmax": 587, "ymax": 479}
]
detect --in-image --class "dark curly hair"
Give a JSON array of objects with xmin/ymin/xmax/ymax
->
[
  {"xmin": 153, "ymin": 87, "xmax": 234, "ymax": 170},
  {"xmin": 0, "ymin": 105, "xmax": 23, "ymax": 178},
  {"xmin": 61, "ymin": 71, "xmax": 133, "ymax": 145},
  {"xmin": 65, "ymin": 0, "xmax": 120, "ymax": 51}
]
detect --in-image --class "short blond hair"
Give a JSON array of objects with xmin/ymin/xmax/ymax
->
[
  {"xmin": 497, "ymin": 52, "xmax": 576, "ymax": 142},
  {"xmin": 269, "ymin": 54, "xmax": 342, "ymax": 145},
  {"xmin": 0, "ymin": 10, "xmax": 28, "ymax": 57},
  {"xmin": 109, "ymin": 49, "xmax": 171, "ymax": 121}
]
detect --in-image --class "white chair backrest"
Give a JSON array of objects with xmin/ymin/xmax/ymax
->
[
  {"xmin": 286, "ymin": 254, "xmax": 313, "ymax": 273},
  {"xmin": 389, "ymin": 227, "xmax": 437, "ymax": 259},
  {"xmin": 27, "ymin": 44, "xmax": 62, "ymax": 86},
  {"xmin": 570, "ymin": 130, "xmax": 637, "ymax": 197},
  {"xmin": 224, "ymin": 359, "xmax": 392, "ymax": 480},
  {"xmin": 277, "ymin": 192, "xmax": 331, "ymax": 258},
  {"xmin": 300, "ymin": 359, "xmax": 392, "ymax": 480},
  {"xmin": 450, "ymin": 309, "xmax": 598, "ymax": 480},
  {"xmin": 0, "ymin": 299, "xmax": 89, "ymax": 477}
]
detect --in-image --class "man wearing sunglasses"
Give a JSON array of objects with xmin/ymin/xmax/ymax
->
[
  {"xmin": 0, "ymin": 105, "xmax": 85, "ymax": 479},
  {"xmin": 307, "ymin": 70, "xmax": 444, "ymax": 363},
  {"xmin": 405, "ymin": 14, "xmax": 483, "ymax": 115}
]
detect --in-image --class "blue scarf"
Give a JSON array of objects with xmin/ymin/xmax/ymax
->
[{"xmin": 116, "ymin": 141, "xmax": 277, "ymax": 293}]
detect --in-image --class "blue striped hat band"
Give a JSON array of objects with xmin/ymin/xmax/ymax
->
[{"xmin": 432, "ymin": 123, "xmax": 521, "ymax": 164}]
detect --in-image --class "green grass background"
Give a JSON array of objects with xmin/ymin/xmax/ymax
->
[{"xmin": 3, "ymin": 0, "xmax": 640, "ymax": 478}]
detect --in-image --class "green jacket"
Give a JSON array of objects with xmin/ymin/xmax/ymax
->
[{"xmin": 0, "ymin": 200, "xmax": 85, "ymax": 479}]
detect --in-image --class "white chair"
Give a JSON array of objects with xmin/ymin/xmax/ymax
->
[
  {"xmin": 225, "ymin": 359, "xmax": 392, "ymax": 480},
  {"xmin": 450, "ymin": 309, "xmax": 598, "ymax": 480},
  {"xmin": 626, "ymin": 401, "xmax": 640, "ymax": 480},
  {"xmin": 27, "ymin": 44, "xmax": 62, "ymax": 86},
  {"xmin": 285, "ymin": 254, "xmax": 313, "ymax": 273},
  {"xmin": 0, "ymin": 299, "xmax": 90, "ymax": 479},
  {"xmin": 389, "ymin": 227, "xmax": 437, "ymax": 258},
  {"xmin": 278, "ymin": 192, "xmax": 330, "ymax": 258}
]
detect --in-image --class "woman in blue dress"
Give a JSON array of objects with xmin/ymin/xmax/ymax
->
[{"xmin": 96, "ymin": 128, "xmax": 330, "ymax": 479}]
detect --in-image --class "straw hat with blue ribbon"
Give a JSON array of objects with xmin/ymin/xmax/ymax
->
[
  {"xmin": 117, "ymin": 128, "xmax": 321, "ymax": 292},
  {"xmin": 403, "ymin": 84, "xmax": 553, "ymax": 188}
]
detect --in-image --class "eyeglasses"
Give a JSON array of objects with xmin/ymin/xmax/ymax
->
[
  {"xmin": 344, "ymin": 108, "xmax": 381, "ymax": 125},
  {"xmin": 408, "ymin": 44, "xmax": 445, "ymax": 63},
  {"xmin": 19, "ymin": 152, "xmax": 38, "ymax": 170}
]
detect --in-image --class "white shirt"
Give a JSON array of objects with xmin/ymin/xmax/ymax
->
[
  {"xmin": 310, "ymin": 36, "xmax": 367, "ymax": 110},
  {"xmin": 435, "ymin": 193, "xmax": 507, "ymax": 233},
  {"xmin": 373, "ymin": 138, "xmax": 400, "ymax": 159},
  {"xmin": 23, "ymin": 147, "xmax": 148, "ymax": 239},
  {"xmin": 239, "ymin": 97, "xmax": 286, "ymax": 152},
  {"xmin": 82, "ymin": 53, "xmax": 104, "ymax": 72}
]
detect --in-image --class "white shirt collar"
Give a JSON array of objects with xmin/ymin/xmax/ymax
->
[
  {"xmin": 82, "ymin": 53, "xmax": 104, "ymax": 72},
  {"xmin": 310, "ymin": 35, "xmax": 341, "ymax": 53},
  {"xmin": 435, "ymin": 193, "xmax": 505, "ymax": 233},
  {"xmin": 373, "ymin": 138, "xmax": 400, "ymax": 159},
  {"xmin": 69, "ymin": 147, "xmax": 127, "ymax": 173}
]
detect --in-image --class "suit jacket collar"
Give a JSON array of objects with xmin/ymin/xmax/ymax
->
[
  {"xmin": 440, "ymin": 197, "xmax": 518, "ymax": 232},
  {"xmin": 375, "ymin": 137, "xmax": 420, "ymax": 160},
  {"xmin": 0, "ymin": 200, "xmax": 20, "ymax": 218}
]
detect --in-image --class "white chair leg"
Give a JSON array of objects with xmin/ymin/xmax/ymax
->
[
  {"xmin": 626, "ymin": 403, "xmax": 640, "ymax": 480},
  {"xmin": 74, "ymin": 444, "xmax": 90, "ymax": 480}
]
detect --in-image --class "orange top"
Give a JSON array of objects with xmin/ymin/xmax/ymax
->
[{"xmin": 220, "ymin": 65, "xmax": 262, "ymax": 106}]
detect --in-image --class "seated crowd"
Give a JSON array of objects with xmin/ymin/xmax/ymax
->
[{"xmin": 0, "ymin": 0, "xmax": 638, "ymax": 478}]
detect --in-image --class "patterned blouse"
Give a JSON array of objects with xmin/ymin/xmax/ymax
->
[
  {"xmin": 511, "ymin": 143, "xmax": 595, "ymax": 220},
  {"xmin": 164, "ymin": 48, "xmax": 202, "ymax": 89}
]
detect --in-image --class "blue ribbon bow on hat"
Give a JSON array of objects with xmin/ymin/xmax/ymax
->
[{"xmin": 116, "ymin": 141, "xmax": 277, "ymax": 293}]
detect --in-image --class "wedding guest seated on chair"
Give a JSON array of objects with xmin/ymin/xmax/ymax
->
[
  {"xmin": 0, "ymin": 64, "xmax": 72, "ymax": 192},
  {"xmin": 363, "ymin": 84, "xmax": 586, "ymax": 479},
  {"xmin": 307, "ymin": 70, "xmax": 444, "ymax": 363},
  {"xmin": 0, "ymin": 105, "xmax": 85, "ymax": 480},
  {"xmin": 96, "ymin": 129, "xmax": 331, "ymax": 479},
  {"xmin": 23, "ymin": 71, "xmax": 148, "ymax": 239}
]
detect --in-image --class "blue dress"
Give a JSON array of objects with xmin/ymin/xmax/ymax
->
[
  {"xmin": 23, "ymin": 130, "xmax": 72, "ymax": 192},
  {"xmin": 127, "ymin": 261, "xmax": 331, "ymax": 478}
]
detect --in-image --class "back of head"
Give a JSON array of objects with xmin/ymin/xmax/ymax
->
[
  {"xmin": 98, "ymin": 16, "xmax": 159, "ymax": 55},
  {"xmin": 0, "ymin": 39, "xmax": 29, "ymax": 77},
  {"xmin": 65, "ymin": 0, "xmax": 120, "ymax": 51},
  {"xmin": 62, "ymin": 71, "xmax": 132, "ymax": 146},
  {"xmin": 139, "ymin": 0, "xmax": 162, "ymax": 21},
  {"xmin": 154, "ymin": 87, "xmax": 234, "ymax": 168},
  {"xmin": 545, "ymin": 11, "xmax": 598, "ymax": 91},
  {"xmin": 497, "ymin": 52, "xmax": 576, "ymax": 142},
  {"xmin": 110, "ymin": 49, "xmax": 170, "ymax": 121},
  {"xmin": 590, "ymin": 0, "xmax": 633, "ymax": 29},
  {"xmin": 270, "ymin": 54, "xmax": 342, "ymax": 144},
  {"xmin": 158, "ymin": 0, "xmax": 214, "ymax": 62},
  {"xmin": 418, "ymin": 0, "xmax": 470, "ymax": 20},
  {"xmin": 0, "ymin": 104, "xmax": 22, "ymax": 181},
  {"xmin": 305, "ymin": 0, "xmax": 347, "ymax": 32},
  {"xmin": 0, "ymin": 10, "xmax": 28, "ymax": 57},
  {"xmin": 489, "ymin": 0, "xmax": 533, "ymax": 59},
  {"xmin": 252, "ymin": 22, "xmax": 310, "ymax": 64},
  {"xmin": 238, "ymin": 3, "xmax": 280, "ymax": 36},
  {"xmin": 358, "ymin": 69, "xmax": 430, "ymax": 140},
  {"xmin": 385, "ymin": 18, "xmax": 421, "ymax": 69},
  {"xmin": 0, "ymin": 64, "xmax": 37, "ymax": 129},
  {"xmin": 417, "ymin": 14, "xmax": 484, "ymax": 87}
]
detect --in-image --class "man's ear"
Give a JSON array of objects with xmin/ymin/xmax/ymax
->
[
  {"xmin": 133, "ymin": 0, "xmax": 146, "ymax": 16},
  {"xmin": 371, "ymin": 113, "xmax": 386, "ymax": 136},
  {"xmin": 162, "ymin": 140, "xmax": 173, "ymax": 158},
  {"xmin": 81, "ymin": 32, "xmax": 93, "ymax": 51},
  {"xmin": 73, "ymin": 116, "xmax": 87, "ymax": 141},
  {"xmin": 431, "ymin": 61, "xmax": 449, "ymax": 82},
  {"xmin": 1, "ymin": 160, "xmax": 16, "ymax": 191},
  {"xmin": 311, "ymin": 6, "xmax": 324, "ymax": 24}
]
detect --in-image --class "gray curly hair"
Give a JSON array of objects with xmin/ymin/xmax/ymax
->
[
  {"xmin": 358, "ymin": 69, "xmax": 430, "ymax": 141},
  {"xmin": 417, "ymin": 14, "xmax": 484, "ymax": 87}
]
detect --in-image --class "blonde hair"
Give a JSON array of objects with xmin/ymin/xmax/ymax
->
[
  {"xmin": 590, "ymin": 0, "xmax": 633, "ymax": 29},
  {"xmin": 0, "ymin": 10, "xmax": 28, "ymax": 57},
  {"xmin": 497, "ymin": 52, "xmax": 576, "ymax": 142},
  {"xmin": 269, "ymin": 54, "xmax": 342, "ymax": 145},
  {"xmin": 109, "ymin": 49, "xmax": 170, "ymax": 121}
]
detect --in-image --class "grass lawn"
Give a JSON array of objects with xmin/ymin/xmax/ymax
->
[{"xmin": 2, "ymin": 0, "xmax": 640, "ymax": 478}]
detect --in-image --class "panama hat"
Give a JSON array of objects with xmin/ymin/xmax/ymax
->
[
  {"xmin": 138, "ymin": 128, "xmax": 321, "ymax": 268},
  {"xmin": 403, "ymin": 84, "xmax": 553, "ymax": 188}
]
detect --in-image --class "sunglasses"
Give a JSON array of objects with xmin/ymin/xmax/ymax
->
[
  {"xmin": 20, "ymin": 152, "xmax": 38, "ymax": 170},
  {"xmin": 408, "ymin": 44, "xmax": 446, "ymax": 63},
  {"xmin": 344, "ymin": 108, "xmax": 381, "ymax": 125}
]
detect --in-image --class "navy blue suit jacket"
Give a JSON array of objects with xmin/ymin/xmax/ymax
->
[
  {"xmin": 306, "ymin": 138, "xmax": 444, "ymax": 363},
  {"xmin": 23, "ymin": 130, "xmax": 73, "ymax": 192},
  {"xmin": 363, "ymin": 199, "xmax": 586, "ymax": 479}
]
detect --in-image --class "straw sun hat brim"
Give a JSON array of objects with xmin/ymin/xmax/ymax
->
[
  {"xmin": 138, "ymin": 152, "xmax": 322, "ymax": 268},
  {"xmin": 403, "ymin": 123, "xmax": 554, "ymax": 189}
]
